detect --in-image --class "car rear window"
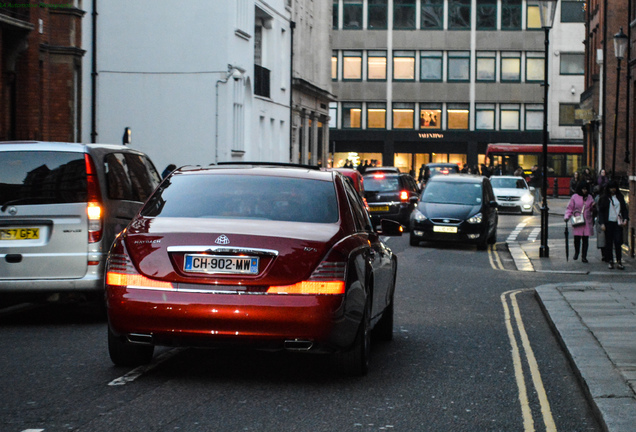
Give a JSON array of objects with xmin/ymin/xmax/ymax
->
[
  {"xmin": 364, "ymin": 176, "xmax": 400, "ymax": 192},
  {"xmin": 422, "ymin": 181, "xmax": 482, "ymax": 205},
  {"xmin": 0, "ymin": 151, "xmax": 87, "ymax": 207},
  {"xmin": 141, "ymin": 174, "xmax": 339, "ymax": 223}
]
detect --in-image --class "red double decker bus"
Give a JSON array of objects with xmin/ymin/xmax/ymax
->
[{"xmin": 485, "ymin": 143, "xmax": 583, "ymax": 196}]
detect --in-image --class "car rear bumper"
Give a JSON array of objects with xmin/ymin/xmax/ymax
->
[
  {"xmin": 0, "ymin": 275, "xmax": 104, "ymax": 293},
  {"xmin": 107, "ymin": 286, "xmax": 359, "ymax": 353}
]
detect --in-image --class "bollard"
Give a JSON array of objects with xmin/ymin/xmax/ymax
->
[{"xmin": 553, "ymin": 177, "xmax": 559, "ymax": 198}]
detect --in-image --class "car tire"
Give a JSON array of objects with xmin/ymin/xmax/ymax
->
[
  {"xmin": 373, "ymin": 299, "xmax": 394, "ymax": 342},
  {"xmin": 409, "ymin": 233, "xmax": 420, "ymax": 246},
  {"xmin": 333, "ymin": 284, "xmax": 371, "ymax": 377},
  {"xmin": 477, "ymin": 236, "xmax": 488, "ymax": 250},
  {"xmin": 487, "ymin": 225, "xmax": 497, "ymax": 245},
  {"xmin": 108, "ymin": 327, "xmax": 154, "ymax": 367}
]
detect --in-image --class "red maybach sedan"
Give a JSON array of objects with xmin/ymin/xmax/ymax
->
[{"xmin": 106, "ymin": 163, "xmax": 402, "ymax": 376}]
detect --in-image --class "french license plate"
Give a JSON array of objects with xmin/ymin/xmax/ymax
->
[
  {"xmin": 0, "ymin": 228, "xmax": 40, "ymax": 240},
  {"xmin": 184, "ymin": 254, "xmax": 259, "ymax": 275},
  {"xmin": 433, "ymin": 226, "xmax": 457, "ymax": 233},
  {"xmin": 369, "ymin": 205, "xmax": 389, "ymax": 212}
]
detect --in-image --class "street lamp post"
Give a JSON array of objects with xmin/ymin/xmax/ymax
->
[
  {"xmin": 532, "ymin": 0, "xmax": 558, "ymax": 258},
  {"xmin": 612, "ymin": 27, "xmax": 628, "ymax": 178}
]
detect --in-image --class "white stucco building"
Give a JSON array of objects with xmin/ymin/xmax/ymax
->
[{"xmin": 81, "ymin": 0, "xmax": 296, "ymax": 172}]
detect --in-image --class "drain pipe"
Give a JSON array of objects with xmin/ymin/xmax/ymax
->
[
  {"xmin": 90, "ymin": 0, "xmax": 97, "ymax": 143},
  {"xmin": 289, "ymin": 21, "xmax": 295, "ymax": 162}
]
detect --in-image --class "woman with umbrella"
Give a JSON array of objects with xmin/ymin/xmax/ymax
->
[{"xmin": 564, "ymin": 182, "xmax": 596, "ymax": 262}]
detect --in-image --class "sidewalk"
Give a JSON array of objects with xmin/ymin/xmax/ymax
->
[{"xmin": 510, "ymin": 197, "xmax": 636, "ymax": 432}]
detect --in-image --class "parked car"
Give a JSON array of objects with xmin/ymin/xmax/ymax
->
[
  {"xmin": 409, "ymin": 174, "xmax": 498, "ymax": 250},
  {"xmin": 0, "ymin": 141, "xmax": 162, "ymax": 304},
  {"xmin": 105, "ymin": 163, "xmax": 402, "ymax": 376},
  {"xmin": 329, "ymin": 167, "xmax": 365, "ymax": 197},
  {"xmin": 363, "ymin": 172, "xmax": 420, "ymax": 229},
  {"xmin": 490, "ymin": 175, "xmax": 535, "ymax": 215}
]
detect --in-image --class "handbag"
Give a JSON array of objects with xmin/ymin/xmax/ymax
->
[{"xmin": 571, "ymin": 205, "xmax": 585, "ymax": 227}]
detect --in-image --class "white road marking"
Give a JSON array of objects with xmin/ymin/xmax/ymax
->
[
  {"xmin": 108, "ymin": 348, "xmax": 184, "ymax": 386},
  {"xmin": 506, "ymin": 222, "xmax": 527, "ymax": 242}
]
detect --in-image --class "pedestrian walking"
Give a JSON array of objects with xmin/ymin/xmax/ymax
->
[
  {"xmin": 596, "ymin": 169, "xmax": 609, "ymax": 191},
  {"xmin": 597, "ymin": 181, "xmax": 629, "ymax": 269},
  {"xmin": 569, "ymin": 171, "xmax": 580, "ymax": 196},
  {"xmin": 564, "ymin": 182, "xmax": 595, "ymax": 263}
]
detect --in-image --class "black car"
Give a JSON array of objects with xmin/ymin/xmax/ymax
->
[
  {"xmin": 409, "ymin": 174, "xmax": 498, "ymax": 249},
  {"xmin": 422, "ymin": 163, "xmax": 460, "ymax": 182},
  {"xmin": 363, "ymin": 172, "xmax": 419, "ymax": 229}
]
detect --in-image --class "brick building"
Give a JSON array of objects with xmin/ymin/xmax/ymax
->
[{"xmin": 0, "ymin": 0, "xmax": 84, "ymax": 142}]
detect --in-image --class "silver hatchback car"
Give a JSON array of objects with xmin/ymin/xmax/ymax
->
[{"xmin": 0, "ymin": 141, "xmax": 161, "ymax": 304}]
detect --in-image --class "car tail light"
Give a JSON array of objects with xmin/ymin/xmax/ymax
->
[
  {"xmin": 373, "ymin": 174, "xmax": 385, "ymax": 179},
  {"xmin": 85, "ymin": 154, "xmax": 103, "ymax": 243},
  {"xmin": 400, "ymin": 190, "xmax": 409, "ymax": 201},
  {"xmin": 106, "ymin": 252, "xmax": 174, "ymax": 289},
  {"xmin": 267, "ymin": 261, "xmax": 346, "ymax": 295}
]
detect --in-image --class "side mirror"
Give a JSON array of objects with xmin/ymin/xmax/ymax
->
[
  {"xmin": 490, "ymin": 201, "xmax": 499, "ymax": 208},
  {"xmin": 379, "ymin": 219, "xmax": 403, "ymax": 236},
  {"xmin": 409, "ymin": 196, "xmax": 419, "ymax": 204}
]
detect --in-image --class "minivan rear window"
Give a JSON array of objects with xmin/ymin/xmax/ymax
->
[{"xmin": 0, "ymin": 151, "xmax": 87, "ymax": 207}]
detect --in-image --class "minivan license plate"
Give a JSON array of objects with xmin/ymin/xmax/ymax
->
[
  {"xmin": 0, "ymin": 228, "xmax": 40, "ymax": 240},
  {"xmin": 184, "ymin": 254, "xmax": 259, "ymax": 275}
]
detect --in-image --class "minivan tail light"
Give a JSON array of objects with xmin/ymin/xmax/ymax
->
[
  {"xmin": 85, "ymin": 154, "xmax": 103, "ymax": 243},
  {"xmin": 267, "ymin": 261, "xmax": 346, "ymax": 295},
  {"xmin": 400, "ymin": 190, "xmax": 409, "ymax": 201}
]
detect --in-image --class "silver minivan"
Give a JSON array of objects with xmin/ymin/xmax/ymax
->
[{"xmin": 0, "ymin": 141, "xmax": 162, "ymax": 303}]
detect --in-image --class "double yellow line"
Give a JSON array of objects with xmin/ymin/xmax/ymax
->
[
  {"xmin": 501, "ymin": 290, "xmax": 557, "ymax": 432},
  {"xmin": 488, "ymin": 244, "xmax": 506, "ymax": 271}
]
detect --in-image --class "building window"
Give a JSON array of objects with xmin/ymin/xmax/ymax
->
[
  {"xmin": 368, "ymin": 51, "xmax": 387, "ymax": 80},
  {"xmin": 475, "ymin": 104, "xmax": 495, "ymax": 130},
  {"xmin": 343, "ymin": 51, "xmax": 362, "ymax": 80},
  {"xmin": 343, "ymin": 103, "xmax": 362, "ymax": 128},
  {"xmin": 500, "ymin": 104, "xmax": 520, "ymax": 130},
  {"xmin": 393, "ymin": 103, "xmax": 415, "ymax": 129},
  {"xmin": 561, "ymin": 1, "xmax": 585, "ymax": 23},
  {"xmin": 343, "ymin": 0, "xmax": 363, "ymax": 29},
  {"xmin": 559, "ymin": 103, "xmax": 581, "ymax": 126},
  {"xmin": 393, "ymin": 51, "xmax": 415, "ymax": 81},
  {"xmin": 525, "ymin": 104, "xmax": 543, "ymax": 130},
  {"xmin": 394, "ymin": 0, "xmax": 416, "ymax": 30},
  {"xmin": 527, "ymin": 4, "xmax": 541, "ymax": 29},
  {"xmin": 421, "ymin": 0, "xmax": 444, "ymax": 29},
  {"xmin": 368, "ymin": 0, "xmax": 388, "ymax": 29},
  {"xmin": 367, "ymin": 103, "xmax": 387, "ymax": 128},
  {"xmin": 449, "ymin": 0, "xmax": 471, "ymax": 30},
  {"xmin": 501, "ymin": 52, "xmax": 521, "ymax": 82},
  {"xmin": 526, "ymin": 53, "xmax": 545, "ymax": 82},
  {"xmin": 333, "ymin": 0, "xmax": 339, "ymax": 29},
  {"xmin": 420, "ymin": 104, "xmax": 442, "ymax": 129},
  {"xmin": 476, "ymin": 52, "xmax": 496, "ymax": 82},
  {"xmin": 420, "ymin": 51, "xmax": 443, "ymax": 81},
  {"xmin": 332, "ymin": 52, "xmax": 338, "ymax": 80},
  {"xmin": 560, "ymin": 53, "xmax": 584, "ymax": 75},
  {"xmin": 477, "ymin": 0, "xmax": 497, "ymax": 30},
  {"xmin": 448, "ymin": 51, "xmax": 470, "ymax": 82},
  {"xmin": 447, "ymin": 104, "xmax": 469, "ymax": 129},
  {"xmin": 501, "ymin": 0, "xmax": 522, "ymax": 30},
  {"xmin": 329, "ymin": 102, "xmax": 338, "ymax": 128}
]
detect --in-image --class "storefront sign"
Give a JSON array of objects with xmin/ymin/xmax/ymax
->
[{"xmin": 418, "ymin": 133, "xmax": 445, "ymax": 139}]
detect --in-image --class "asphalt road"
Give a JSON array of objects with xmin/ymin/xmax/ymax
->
[{"xmin": 0, "ymin": 214, "xmax": 607, "ymax": 431}]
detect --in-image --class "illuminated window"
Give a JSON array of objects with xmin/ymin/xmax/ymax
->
[
  {"xmin": 501, "ymin": 52, "xmax": 521, "ymax": 82},
  {"xmin": 343, "ymin": 0, "xmax": 363, "ymax": 29},
  {"xmin": 393, "ymin": 51, "xmax": 415, "ymax": 81},
  {"xmin": 393, "ymin": 103, "xmax": 415, "ymax": 129},
  {"xmin": 527, "ymin": 5, "xmax": 541, "ymax": 29},
  {"xmin": 420, "ymin": 104, "xmax": 441, "ymax": 129},
  {"xmin": 501, "ymin": 104, "xmax": 520, "ymax": 130},
  {"xmin": 343, "ymin": 103, "xmax": 362, "ymax": 128},
  {"xmin": 476, "ymin": 104, "xmax": 495, "ymax": 130},
  {"xmin": 525, "ymin": 104, "xmax": 543, "ymax": 130},
  {"xmin": 526, "ymin": 53, "xmax": 545, "ymax": 82},
  {"xmin": 448, "ymin": 51, "xmax": 470, "ymax": 82},
  {"xmin": 343, "ymin": 51, "xmax": 362, "ymax": 80},
  {"xmin": 421, "ymin": 0, "xmax": 443, "ymax": 29},
  {"xmin": 447, "ymin": 104, "xmax": 469, "ymax": 130},
  {"xmin": 368, "ymin": 0, "xmax": 388, "ymax": 29},
  {"xmin": 367, "ymin": 103, "xmax": 386, "ymax": 129},
  {"xmin": 449, "ymin": 0, "xmax": 471, "ymax": 30},
  {"xmin": 476, "ymin": 52, "xmax": 496, "ymax": 81},
  {"xmin": 394, "ymin": 0, "xmax": 416, "ymax": 30},
  {"xmin": 332, "ymin": 52, "xmax": 338, "ymax": 80},
  {"xmin": 368, "ymin": 51, "xmax": 387, "ymax": 80},
  {"xmin": 477, "ymin": 0, "xmax": 497, "ymax": 30},
  {"xmin": 502, "ymin": 0, "xmax": 522, "ymax": 30}
]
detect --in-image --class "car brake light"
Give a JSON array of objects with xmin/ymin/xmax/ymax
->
[
  {"xmin": 400, "ymin": 190, "xmax": 409, "ymax": 201},
  {"xmin": 106, "ymin": 253, "xmax": 174, "ymax": 289},
  {"xmin": 373, "ymin": 174, "xmax": 385, "ymax": 179},
  {"xmin": 85, "ymin": 154, "xmax": 103, "ymax": 243},
  {"xmin": 267, "ymin": 261, "xmax": 346, "ymax": 295}
]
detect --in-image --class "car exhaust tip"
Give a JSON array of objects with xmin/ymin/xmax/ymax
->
[
  {"xmin": 284, "ymin": 339, "xmax": 313, "ymax": 351},
  {"xmin": 127, "ymin": 333, "xmax": 154, "ymax": 344}
]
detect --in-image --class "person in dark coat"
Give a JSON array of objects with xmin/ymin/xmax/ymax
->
[
  {"xmin": 597, "ymin": 181, "xmax": 629, "ymax": 269},
  {"xmin": 564, "ymin": 182, "xmax": 595, "ymax": 262}
]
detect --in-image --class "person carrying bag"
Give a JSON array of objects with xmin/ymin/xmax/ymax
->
[
  {"xmin": 598, "ymin": 181, "xmax": 629, "ymax": 269},
  {"xmin": 564, "ymin": 182, "xmax": 595, "ymax": 262}
]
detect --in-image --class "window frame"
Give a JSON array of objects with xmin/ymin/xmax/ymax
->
[
  {"xmin": 476, "ymin": 51, "xmax": 497, "ymax": 82},
  {"xmin": 501, "ymin": 52, "xmax": 521, "ymax": 82},
  {"xmin": 421, "ymin": 0, "xmax": 444, "ymax": 30},
  {"xmin": 448, "ymin": 0, "xmax": 472, "ymax": 30},
  {"xmin": 559, "ymin": 103, "xmax": 582, "ymax": 126},
  {"xmin": 475, "ymin": 103, "xmax": 495, "ymax": 130},
  {"xmin": 476, "ymin": 0, "xmax": 497, "ymax": 30},
  {"xmin": 392, "ymin": 102, "xmax": 415, "ymax": 129},
  {"xmin": 501, "ymin": 0, "xmax": 522, "ymax": 30},
  {"xmin": 342, "ymin": 50, "xmax": 363, "ymax": 81},
  {"xmin": 367, "ymin": 102, "xmax": 387, "ymax": 129},
  {"xmin": 342, "ymin": 102, "xmax": 363, "ymax": 129},
  {"xmin": 525, "ymin": 53, "xmax": 545, "ymax": 82},
  {"xmin": 367, "ymin": 50, "xmax": 388, "ymax": 81},
  {"xmin": 419, "ymin": 104, "xmax": 442, "ymax": 130},
  {"xmin": 368, "ymin": 0, "xmax": 388, "ymax": 30},
  {"xmin": 559, "ymin": 52, "xmax": 585, "ymax": 75},
  {"xmin": 343, "ymin": 0, "xmax": 363, "ymax": 30},
  {"xmin": 447, "ymin": 51, "xmax": 471, "ymax": 82},
  {"xmin": 393, "ymin": 0, "xmax": 417, "ymax": 30},
  {"xmin": 420, "ymin": 51, "xmax": 443, "ymax": 82},
  {"xmin": 393, "ymin": 50, "xmax": 416, "ymax": 81},
  {"xmin": 500, "ymin": 104, "xmax": 521, "ymax": 130},
  {"xmin": 525, "ymin": 104, "xmax": 544, "ymax": 130},
  {"xmin": 446, "ymin": 103, "xmax": 470, "ymax": 130}
]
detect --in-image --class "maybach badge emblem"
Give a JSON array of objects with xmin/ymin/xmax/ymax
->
[{"xmin": 215, "ymin": 235, "xmax": 230, "ymax": 245}]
